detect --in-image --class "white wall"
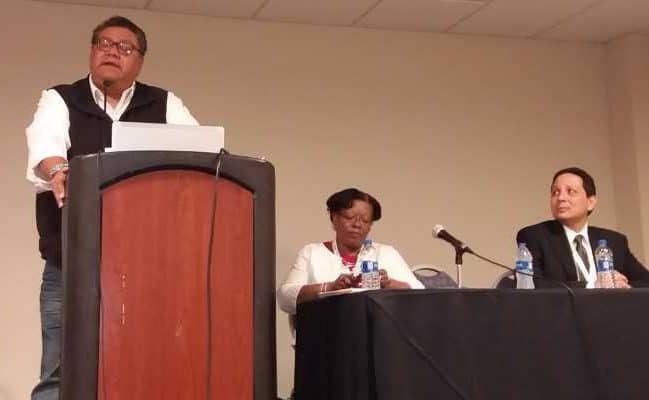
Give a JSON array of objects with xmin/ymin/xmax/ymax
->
[
  {"xmin": 1, "ymin": 1, "xmax": 638, "ymax": 399},
  {"xmin": 606, "ymin": 35, "xmax": 649, "ymax": 262}
]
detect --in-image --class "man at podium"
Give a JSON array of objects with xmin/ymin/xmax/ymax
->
[{"xmin": 25, "ymin": 15, "xmax": 198, "ymax": 400}]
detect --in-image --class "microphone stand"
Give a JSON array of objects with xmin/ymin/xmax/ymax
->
[
  {"xmin": 101, "ymin": 80, "xmax": 113, "ymax": 116},
  {"xmin": 454, "ymin": 246, "xmax": 471, "ymax": 288}
]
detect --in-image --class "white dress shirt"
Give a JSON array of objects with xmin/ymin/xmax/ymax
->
[
  {"xmin": 26, "ymin": 76, "xmax": 199, "ymax": 192},
  {"xmin": 277, "ymin": 241, "xmax": 425, "ymax": 315},
  {"xmin": 562, "ymin": 224, "xmax": 597, "ymax": 288}
]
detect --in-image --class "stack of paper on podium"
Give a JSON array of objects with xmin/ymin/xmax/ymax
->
[{"xmin": 107, "ymin": 121, "xmax": 224, "ymax": 152}]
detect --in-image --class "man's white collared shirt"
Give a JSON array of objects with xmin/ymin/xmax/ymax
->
[
  {"xmin": 562, "ymin": 224, "xmax": 597, "ymax": 288},
  {"xmin": 26, "ymin": 76, "xmax": 199, "ymax": 192},
  {"xmin": 89, "ymin": 76, "xmax": 135, "ymax": 121}
]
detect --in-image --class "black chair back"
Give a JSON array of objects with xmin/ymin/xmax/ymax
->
[{"xmin": 412, "ymin": 266, "xmax": 457, "ymax": 288}]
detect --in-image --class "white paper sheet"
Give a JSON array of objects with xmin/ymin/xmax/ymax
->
[
  {"xmin": 107, "ymin": 122, "xmax": 224, "ymax": 153},
  {"xmin": 317, "ymin": 288, "xmax": 374, "ymax": 298}
]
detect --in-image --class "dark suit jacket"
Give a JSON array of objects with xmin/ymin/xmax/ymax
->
[{"xmin": 516, "ymin": 220, "xmax": 649, "ymax": 283}]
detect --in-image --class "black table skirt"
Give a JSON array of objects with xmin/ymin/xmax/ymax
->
[{"xmin": 295, "ymin": 289, "xmax": 649, "ymax": 400}]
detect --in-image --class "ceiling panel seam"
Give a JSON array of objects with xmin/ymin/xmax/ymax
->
[
  {"xmin": 252, "ymin": 0, "xmax": 271, "ymax": 18},
  {"xmin": 529, "ymin": 0, "xmax": 606, "ymax": 40},
  {"xmin": 351, "ymin": 0, "xmax": 383, "ymax": 27},
  {"xmin": 444, "ymin": 0, "xmax": 493, "ymax": 32}
]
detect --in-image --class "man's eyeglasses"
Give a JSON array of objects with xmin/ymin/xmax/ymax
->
[{"xmin": 94, "ymin": 37, "xmax": 140, "ymax": 56}]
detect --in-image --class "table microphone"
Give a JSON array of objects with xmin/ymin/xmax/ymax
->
[
  {"xmin": 432, "ymin": 224, "xmax": 473, "ymax": 253},
  {"xmin": 432, "ymin": 224, "xmax": 572, "ymax": 290}
]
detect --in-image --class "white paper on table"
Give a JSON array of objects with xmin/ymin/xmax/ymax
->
[
  {"xmin": 317, "ymin": 288, "xmax": 374, "ymax": 298},
  {"xmin": 106, "ymin": 121, "xmax": 224, "ymax": 153}
]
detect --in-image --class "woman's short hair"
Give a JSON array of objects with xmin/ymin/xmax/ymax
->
[{"xmin": 326, "ymin": 188, "xmax": 382, "ymax": 222}]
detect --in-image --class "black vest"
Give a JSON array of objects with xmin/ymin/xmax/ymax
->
[{"xmin": 36, "ymin": 77, "xmax": 168, "ymax": 265}]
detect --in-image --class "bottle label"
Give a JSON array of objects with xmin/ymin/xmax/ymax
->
[
  {"xmin": 516, "ymin": 261, "xmax": 531, "ymax": 271},
  {"xmin": 361, "ymin": 260, "xmax": 372, "ymax": 273},
  {"xmin": 596, "ymin": 260, "xmax": 613, "ymax": 272}
]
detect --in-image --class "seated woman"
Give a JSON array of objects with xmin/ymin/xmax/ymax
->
[{"xmin": 277, "ymin": 188, "xmax": 424, "ymax": 315}]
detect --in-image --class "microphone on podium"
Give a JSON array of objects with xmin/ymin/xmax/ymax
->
[{"xmin": 102, "ymin": 80, "xmax": 113, "ymax": 114}]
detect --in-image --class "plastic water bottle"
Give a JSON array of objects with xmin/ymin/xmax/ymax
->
[
  {"xmin": 360, "ymin": 239, "xmax": 380, "ymax": 289},
  {"xmin": 361, "ymin": 261, "xmax": 374, "ymax": 289},
  {"xmin": 595, "ymin": 239, "xmax": 615, "ymax": 289},
  {"xmin": 515, "ymin": 243, "xmax": 534, "ymax": 289},
  {"xmin": 372, "ymin": 261, "xmax": 381, "ymax": 289}
]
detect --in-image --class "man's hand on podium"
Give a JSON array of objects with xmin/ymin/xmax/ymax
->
[{"xmin": 38, "ymin": 156, "xmax": 69, "ymax": 208}]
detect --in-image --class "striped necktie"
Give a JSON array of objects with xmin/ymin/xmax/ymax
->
[{"xmin": 574, "ymin": 234, "xmax": 590, "ymax": 281}]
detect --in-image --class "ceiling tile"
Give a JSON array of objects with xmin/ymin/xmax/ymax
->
[
  {"xmin": 148, "ymin": 0, "xmax": 266, "ymax": 18},
  {"xmin": 540, "ymin": 0, "xmax": 649, "ymax": 42},
  {"xmin": 255, "ymin": 0, "xmax": 377, "ymax": 26},
  {"xmin": 357, "ymin": 0, "xmax": 484, "ymax": 32},
  {"xmin": 30, "ymin": 0, "xmax": 649, "ymax": 43},
  {"xmin": 36, "ymin": 0, "xmax": 148, "ymax": 7},
  {"xmin": 451, "ymin": 0, "xmax": 600, "ymax": 38}
]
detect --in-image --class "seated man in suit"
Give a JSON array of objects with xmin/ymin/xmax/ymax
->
[{"xmin": 516, "ymin": 167, "xmax": 649, "ymax": 288}]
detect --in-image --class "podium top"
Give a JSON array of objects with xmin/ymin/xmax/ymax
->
[{"xmin": 108, "ymin": 121, "xmax": 224, "ymax": 153}]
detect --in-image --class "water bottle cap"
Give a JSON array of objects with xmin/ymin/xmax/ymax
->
[
  {"xmin": 597, "ymin": 239, "xmax": 607, "ymax": 247},
  {"xmin": 518, "ymin": 242, "xmax": 527, "ymax": 247},
  {"xmin": 363, "ymin": 239, "xmax": 372, "ymax": 246}
]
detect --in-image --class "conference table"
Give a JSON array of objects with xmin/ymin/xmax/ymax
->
[{"xmin": 294, "ymin": 288, "xmax": 649, "ymax": 400}]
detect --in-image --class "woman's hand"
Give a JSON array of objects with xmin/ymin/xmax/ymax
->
[
  {"xmin": 613, "ymin": 271, "xmax": 630, "ymax": 288},
  {"xmin": 330, "ymin": 274, "xmax": 355, "ymax": 291},
  {"xmin": 379, "ymin": 268, "xmax": 410, "ymax": 289},
  {"xmin": 379, "ymin": 269, "xmax": 391, "ymax": 288},
  {"xmin": 298, "ymin": 274, "xmax": 355, "ymax": 304}
]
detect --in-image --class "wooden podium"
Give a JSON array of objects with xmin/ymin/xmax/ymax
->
[{"xmin": 59, "ymin": 151, "xmax": 276, "ymax": 400}]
